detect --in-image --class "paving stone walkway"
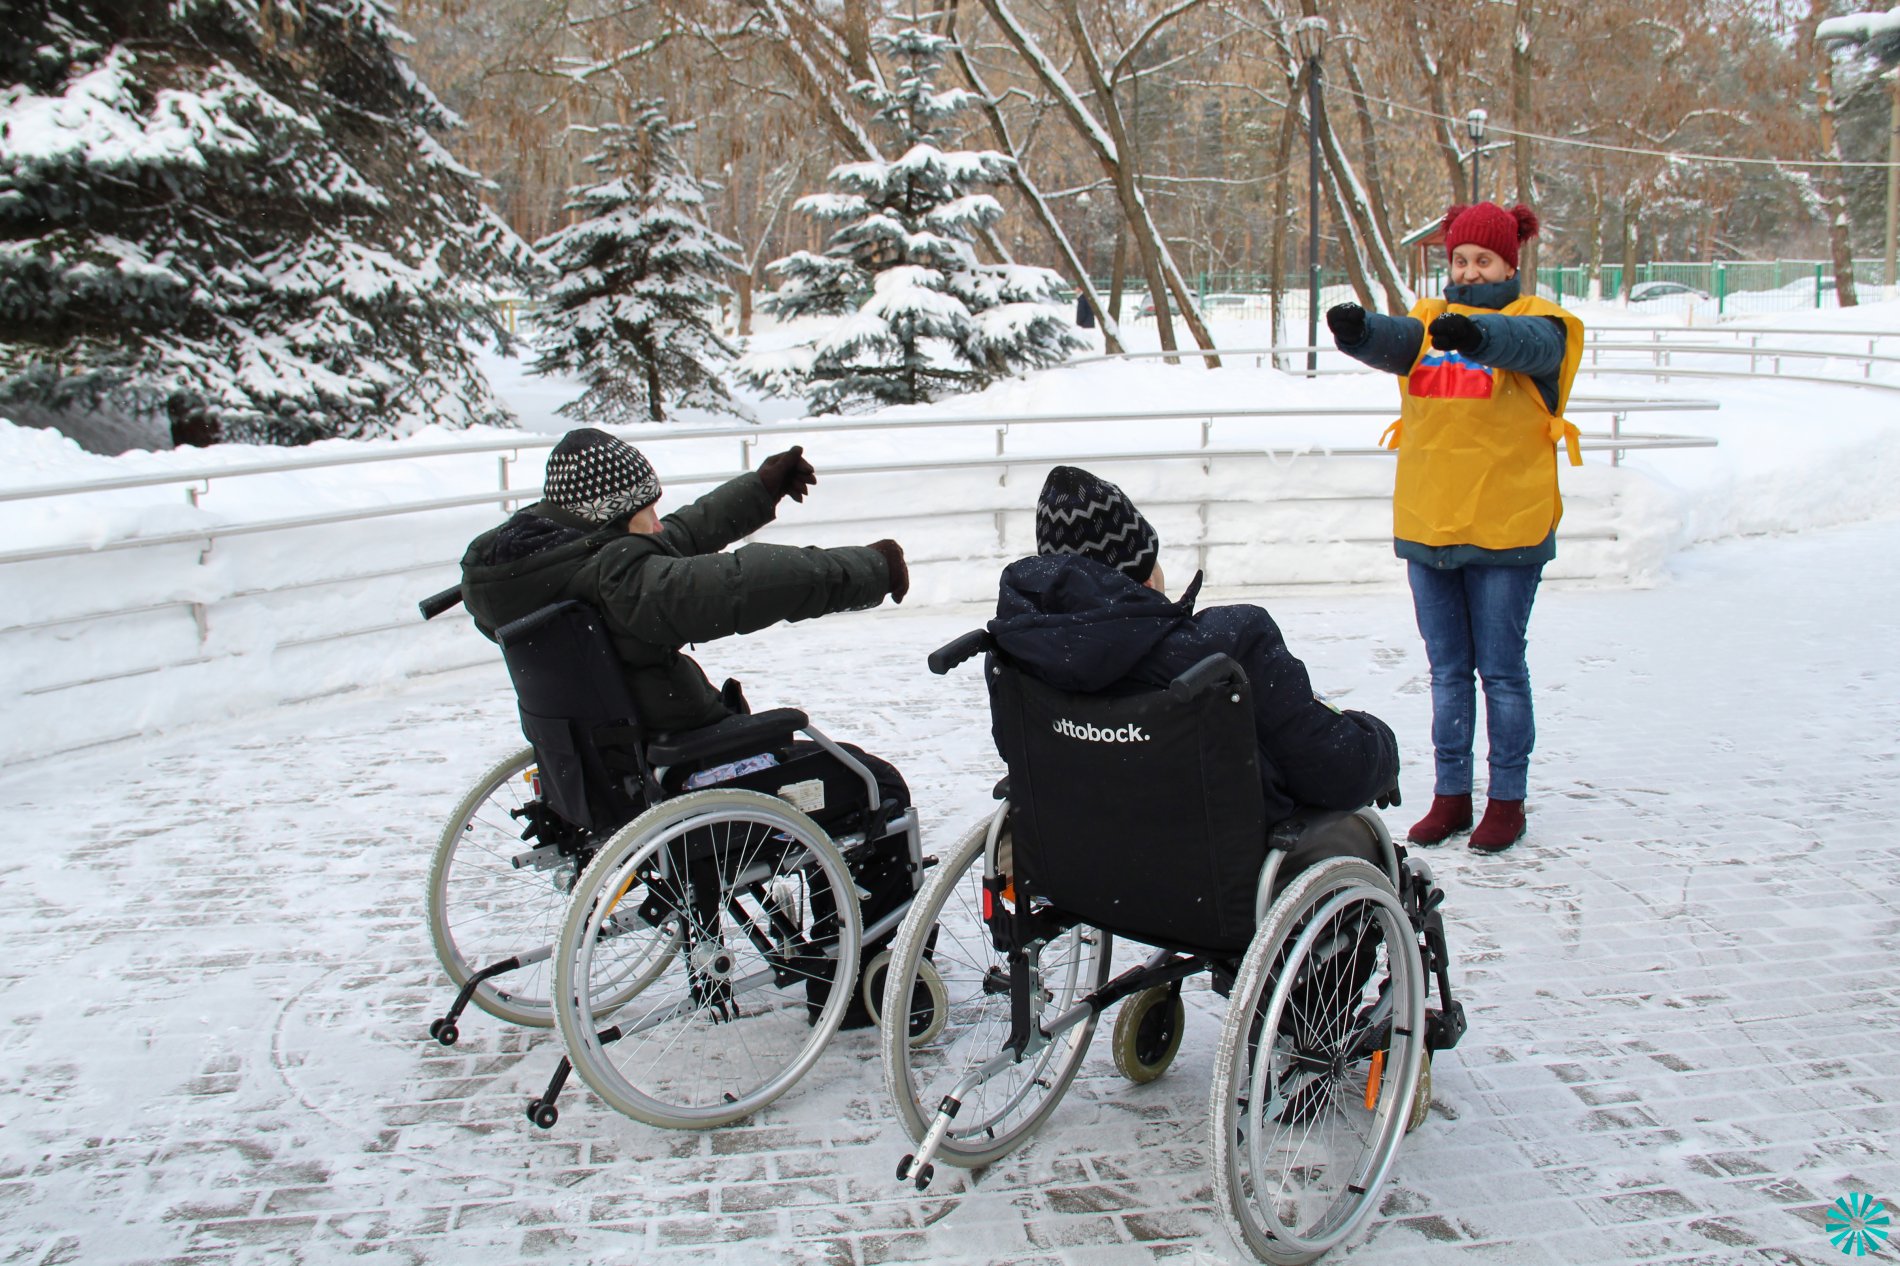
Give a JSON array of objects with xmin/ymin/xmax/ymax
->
[{"xmin": 2, "ymin": 519, "xmax": 1896, "ymax": 1265}]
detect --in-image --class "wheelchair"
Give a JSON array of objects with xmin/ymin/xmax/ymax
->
[
  {"xmin": 880, "ymin": 631, "xmax": 1467, "ymax": 1265},
  {"xmin": 418, "ymin": 587, "xmax": 934, "ymax": 1130}
]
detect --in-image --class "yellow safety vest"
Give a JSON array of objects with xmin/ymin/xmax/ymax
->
[{"xmin": 1379, "ymin": 294, "xmax": 1585, "ymax": 551}]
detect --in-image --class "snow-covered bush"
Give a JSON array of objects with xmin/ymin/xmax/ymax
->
[
  {"xmin": 741, "ymin": 28, "xmax": 1082, "ymax": 412},
  {"xmin": 532, "ymin": 105, "xmax": 745, "ymax": 424},
  {"xmin": 0, "ymin": 0, "xmax": 536, "ymax": 447}
]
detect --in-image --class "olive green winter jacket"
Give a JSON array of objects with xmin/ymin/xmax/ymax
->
[{"xmin": 460, "ymin": 471, "xmax": 891, "ymax": 734}]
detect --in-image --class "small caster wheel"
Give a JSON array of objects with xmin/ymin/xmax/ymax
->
[
  {"xmin": 526, "ymin": 1100, "xmax": 559, "ymax": 1130},
  {"xmin": 1111, "ymin": 986, "xmax": 1184, "ymax": 1084},
  {"xmin": 896, "ymin": 1153, "xmax": 915, "ymax": 1180},
  {"xmin": 431, "ymin": 1020, "xmax": 459, "ymax": 1047},
  {"xmin": 913, "ymin": 1163, "xmax": 934, "ymax": 1190},
  {"xmin": 863, "ymin": 952, "xmax": 949, "ymax": 1048}
]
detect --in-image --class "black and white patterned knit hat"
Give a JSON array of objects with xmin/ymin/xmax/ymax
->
[
  {"xmin": 543, "ymin": 428, "xmax": 661, "ymax": 524},
  {"xmin": 1035, "ymin": 465, "xmax": 1159, "ymax": 583}
]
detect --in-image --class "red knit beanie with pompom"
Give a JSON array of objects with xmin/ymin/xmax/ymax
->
[{"xmin": 1442, "ymin": 202, "xmax": 1539, "ymax": 271}]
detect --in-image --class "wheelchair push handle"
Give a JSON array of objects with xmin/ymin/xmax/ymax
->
[
  {"xmin": 928, "ymin": 630, "xmax": 991, "ymax": 676},
  {"xmin": 419, "ymin": 584, "xmax": 465, "ymax": 621},
  {"xmin": 1168, "ymin": 653, "xmax": 1247, "ymax": 702}
]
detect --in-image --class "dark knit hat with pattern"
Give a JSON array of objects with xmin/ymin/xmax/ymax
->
[
  {"xmin": 543, "ymin": 428, "xmax": 661, "ymax": 524},
  {"xmin": 1035, "ymin": 465, "xmax": 1159, "ymax": 583},
  {"xmin": 1442, "ymin": 202, "xmax": 1540, "ymax": 271}
]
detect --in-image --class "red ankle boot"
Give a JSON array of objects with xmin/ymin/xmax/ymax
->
[
  {"xmin": 1407, "ymin": 794, "xmax": 1473, "ymax": 845},
  {"xmin": 1469, "ymin": 799, "xmax": 1526, "ymax": 853}
]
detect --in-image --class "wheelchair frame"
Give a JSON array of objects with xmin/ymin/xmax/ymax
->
[
  {"xmin": 418, "ymin": 586, "xmax": 931, "ymax": 1130},
  {"xmin": 881, "ymin": 630, "xmax": 1467, "ymax": 1265}
]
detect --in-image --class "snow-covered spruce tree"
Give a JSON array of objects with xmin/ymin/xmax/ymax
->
[
  {"xmin": 0, "ymin": 0, "xmax": 536, "ymax": 448},
  {"xmin": 740, "ymin": 29, "xmax": 1082, "ymax": 413},
  {"xmin": 532, "ymin": 106, "xmax": 745, "ymax": 424}
]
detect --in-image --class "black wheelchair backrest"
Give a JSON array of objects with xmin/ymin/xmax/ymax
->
[
  {"xmin": 495, "ymin": 600, "xmax": 644, "ymax": 830},
  {"xmin": 987, "ymin": 652, "xmax": 1269, "ymax": 953}
]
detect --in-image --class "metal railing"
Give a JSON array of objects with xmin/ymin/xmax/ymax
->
[{"xmin": 0, "ymin": 397, "xmax": 1717, "ymax": 573}]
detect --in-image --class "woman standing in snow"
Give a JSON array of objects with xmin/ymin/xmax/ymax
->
[{"xmin": 1325, "ymin": 203, "xmax": 1584, "ymax": 853}]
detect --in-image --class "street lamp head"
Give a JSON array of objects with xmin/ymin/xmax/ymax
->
[
  {"xmin": 1293, "ymin": 16, "xmax": 1327, "ymax": 63},
  {"xmin": 1466, "ymin": 108, "xmax": 1489, "ymax": 144}
]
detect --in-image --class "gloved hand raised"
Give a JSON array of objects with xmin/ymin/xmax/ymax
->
[
  {"xmin": 1427, "ymin": 313, "xmax": 1482, "ymax": 356},
  {"xmin": 758, "ymin": 445, "xmax": 816, "ymax": 503},
  {"xmin": 868, "ymin": 539, "xmax": 908, "ymax": 604},
  {"xmin": 1325, "ymin": 302, "xmax": 1367, "ymax": 345}
]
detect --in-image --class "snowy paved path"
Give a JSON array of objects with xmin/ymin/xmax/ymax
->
[{"xmin": 3, "ymin": 519, "xmax": 1897, "ymax": 1266}]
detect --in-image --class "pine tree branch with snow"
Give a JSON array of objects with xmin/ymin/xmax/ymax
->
[
  {"xmin": 0, "ymin": 0, "xmax": 539, "ymax": 448},
  {"xmin": 531, "ymin": 104, "xmax": 748, "ymax": 424},
  {"xmin": 739, "ymin": 27, "xmax": 1082, "ymax": 413}
]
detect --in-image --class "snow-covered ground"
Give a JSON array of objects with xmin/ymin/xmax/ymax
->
[{"xmin": 1, "ymin": 512, "xmax": 1896, "ymax": 1265}]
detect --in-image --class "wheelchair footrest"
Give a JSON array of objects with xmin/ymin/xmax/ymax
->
[{"xmin": 1425, "ymin": 1001, "xmax": 1467, "ymax": 1053}]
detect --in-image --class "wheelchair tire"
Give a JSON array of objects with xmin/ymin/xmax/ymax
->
[
  {"xmin": 881, "ymin": 809, "xmax": 1112, "ymax": 1170},
  {"xmin": 861, "ymin": 950, "xmax": 948, "ymax": 1048},
  {"xmin": 554, "ymin": 790, "xmax": 860, "ymax": 1130},
  {"xmin": 428, "ymin": 747, "xmax": 671, "ymax": 1030},
  {"xmin": 1409, "ymin": 1054, "xmax": 1433, "ymax": 1134},
  {"xmin": 1210, "ymin": 857, "xmax": 1427, "ymax": 1265},
  {"xmin": 1112, "ymin": 986, "xmax": 1185, "ymax": 1085}
]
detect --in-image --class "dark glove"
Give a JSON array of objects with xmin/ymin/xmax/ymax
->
[
  {"xmin": 758, "ymin": 445, "xmax": 816, "ymax": 503},
  {"xmin": 868, "ymin": 539, "xmax": 908, "ymax": 604},
  {"xmin": 1375, "ymin": 783, "xmax": 1403, "ymax": 810},
  {"xmin": 1325, "ymin": 302, "xmax": 1367, "ymax": 346},
  {"xmin": 1427, "ymin": 312, "xmax": 1482, "ymax": 355}
]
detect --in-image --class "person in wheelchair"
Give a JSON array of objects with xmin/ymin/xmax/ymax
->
[
  {"xmin": 462, "ymin": 426, "xmax": 906, "ymax": 738},
  {"xmin": 458, "ymin": 427, "xmax": 914, "ymax": 1026},
  {"xmin": 991, "ymin": 464, "xmax": 1400, "ymax": 827}
]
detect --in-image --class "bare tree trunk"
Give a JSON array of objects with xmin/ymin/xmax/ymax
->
[
  {"xmin": 1620, "ymin": 195, "xmax": 1637, "ymax": 302},
  {"xmin": 1512, "ymin": 0, "xmax": 1537, "ymax": 295},
  {"xmin": 1055, "ymin": 0, "xmax": 1179, "ymax": 353},
  {"xmin": 1321, "ymin": 158, "xmax": 1376, "ymax": 309},
  {"xmin": 978, "ymin": 0, "xmax": 1220, "ymax": 362},
  {"xmin": 1585, "ymin": 174, "xmax": 1603, "ymax": 300},
  {"xmin": 1805, "ymin": 0, "xmax": 1860, "ymax": 306},
  {"xmin": 1269, "ymin": 70, "xmax": 1302, "ymax": 356},
  {"xmin": 1408, "ymin": 18, "xmax": 1469, "ymax": 203},
  {"xmin": 942, "ymin": 4, "xmax": 1124, "ymax": 350},
  {"xmin": 1314, "ymin": 84, "xmax": 1412, "ymax": 311},
  {"xmin": 1342, "ymin": 40, "xmax": 1396, "ymax": 251},
  {"xmin": 1109, "ymin": 228, "xmax": 1128, "ymax": 324}
]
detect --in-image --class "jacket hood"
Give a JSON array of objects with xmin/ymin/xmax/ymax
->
[{"xmin": 989, "ymin": 554, "xmax": 1202, "ymax": 692}]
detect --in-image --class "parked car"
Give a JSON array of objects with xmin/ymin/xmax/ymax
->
[{"xmin": 1627, "ymin": 280, "xmax": 1712, "ymax": 303}]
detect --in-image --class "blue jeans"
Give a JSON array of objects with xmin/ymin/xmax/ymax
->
[{"xmin": 1407, "ymin": 561, "xmax": 1543, "ymax": 800}]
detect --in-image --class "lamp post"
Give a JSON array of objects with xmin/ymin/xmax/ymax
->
[
  {"xmin": 1465, "ymin": 108, "xmax": 1489, "ymax": 204},
  {"xmin": 1296, "ymin": 17, "xmax": 1327, "ymax": 375}
]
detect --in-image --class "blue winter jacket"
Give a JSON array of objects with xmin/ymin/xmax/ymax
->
[{"xmin": 990, "ymin": 555, "xmax": 1399, "ymax": 827}]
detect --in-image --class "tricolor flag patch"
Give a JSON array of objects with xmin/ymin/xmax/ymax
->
[{"xmin": 1409, "ymin": 350, "xmax": 1495, "ymax": 399}]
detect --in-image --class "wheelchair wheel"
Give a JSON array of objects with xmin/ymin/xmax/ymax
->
[
  {"xmin": 1112, "ymin": 985, "xmax": 1185, "ymax": 1085},
  {"xmin": 554, "ymin": 790, "xmax": 861, "ymax": 1130},
  {"xmin": 1210, "ymin": 857, "xmax": 1426, "ymax": 1265},
  {"xmin": 882, "ymin": 811, "xmax": 1113, "ymax": 1169},
  {"xmin": 861, "ymin": 949, "xmax": 949, "ymax": 1048},
  {"xmin": 428, "ymin": 748, "xmax": 667, "ymax": 1028}
]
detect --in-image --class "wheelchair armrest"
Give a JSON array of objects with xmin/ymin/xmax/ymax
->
[{"xmin": 646, "ymin": 708, "xmax": 809, "ymax": 767}]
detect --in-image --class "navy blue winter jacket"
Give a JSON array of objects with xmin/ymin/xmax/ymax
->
[{"xmin": 990, "ymin": 555, "xmax": 1399, "ymax": 827}]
